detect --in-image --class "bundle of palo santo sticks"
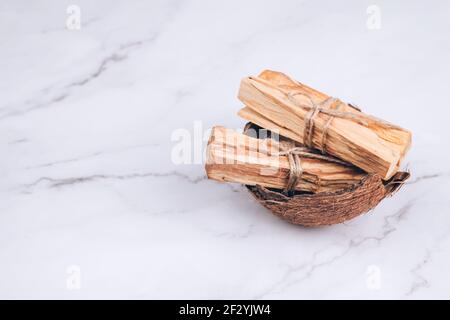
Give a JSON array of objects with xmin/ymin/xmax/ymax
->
[{"xmin": 206, "ymin": 70, "xmax": 412, "ymax": 195}]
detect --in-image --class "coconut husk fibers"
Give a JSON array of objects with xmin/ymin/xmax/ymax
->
[{"xmin": 244, "ymin": 123, "xmax": 410, "ymax": 227}]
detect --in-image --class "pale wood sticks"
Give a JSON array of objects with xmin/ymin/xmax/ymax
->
[
  {"xmin": 206, "ymin": 126, "xmax": 365, "ymax": 193},
  {"xmin": 237, "ymin": 70, "xmax": 412, "ymax": 180}
]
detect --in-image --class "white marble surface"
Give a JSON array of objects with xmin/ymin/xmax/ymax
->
[{"xmin": 1, "ymin": 0, "xmax": 450, "ymax": 299}]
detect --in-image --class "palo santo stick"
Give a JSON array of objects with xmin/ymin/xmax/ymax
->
[
  {"xmin": 257, "ymin": 70, "xmax": 411, "ymax": 158},
  {"xmin": 206, "ymin": 126, "xmax": 365, "ymax": 193},
  {"xmin": 237, "ymin": 70, "xmax": 412, "ymax": 180}
]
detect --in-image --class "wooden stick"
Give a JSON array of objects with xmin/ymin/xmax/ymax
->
[
  {"xmin": 237, "ymin": 70, "xmax": 412, "ymax": 180},
  {"xmin": 206, "ymin": 126, "xmax": 365, "ymax": 193}
]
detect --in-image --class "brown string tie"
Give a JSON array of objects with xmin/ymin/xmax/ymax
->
[
  {"xmin": 302, "ymin": 97, "xmax": 340, "ymax": 153},
  {"xmin": 277, "ymin": 147, "xmax": 351, "ymax": 194},
  {"xmin": 287, "ymin": 91, "xmax": 375, "ymax": 154}
]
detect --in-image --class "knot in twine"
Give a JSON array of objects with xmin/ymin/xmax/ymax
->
[
  {"xmin": 277, "ymin": 146, "xmax": 351, "ymax": 195},
  {"xmin": 301, "ymin": 96, "xmax": 362, "ymax": 153},
  {"xmin": 287, "ymin": 92, "xmax": 367, "ymax": 153}
]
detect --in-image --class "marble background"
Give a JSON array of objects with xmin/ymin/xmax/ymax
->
[{"xmin": 1, "ymin": 0, "xmax": 449, "ymax": 299}]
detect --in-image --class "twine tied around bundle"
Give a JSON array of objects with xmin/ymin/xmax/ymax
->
[
  {"xmin": 277, "ymin": 146, "xmax": 351, "ymax": 195},
  {"xmin": 287, "ymin": 90, "xmax": 404, "ymax": 148},
  {"xmin": 288, "ymin": 93, "xmax": 363, "ymax": 153}
]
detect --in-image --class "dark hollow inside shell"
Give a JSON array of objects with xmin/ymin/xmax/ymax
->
[{"xmin": 243, "ymin": 123, "xmax": 410, "ymax": 227}]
